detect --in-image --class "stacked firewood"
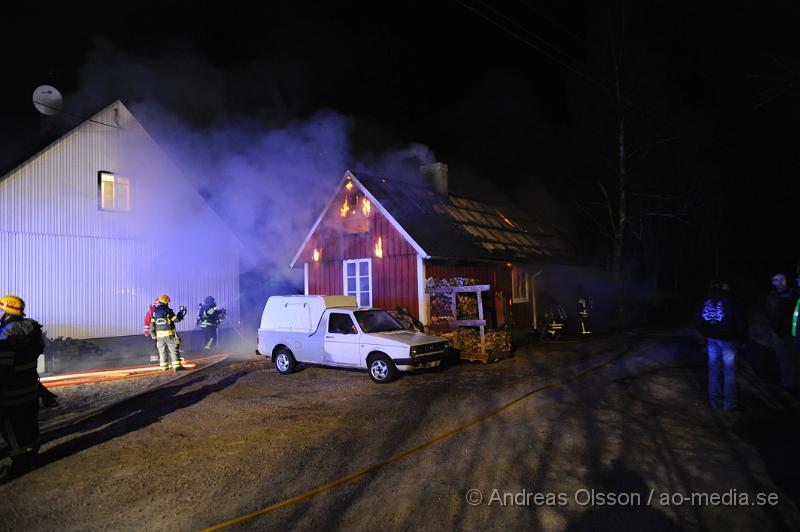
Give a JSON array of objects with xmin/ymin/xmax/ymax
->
[
  {"xmin": 439, "ymin": 328, "xmax": 512, "ymax": 355},
  {"xmin": 456, "ymin": 294, "xmax": 478, "ymax": 319},
  {"xmin": 426, "ymin": 277, "xmax": 478, "ymax": 319}
]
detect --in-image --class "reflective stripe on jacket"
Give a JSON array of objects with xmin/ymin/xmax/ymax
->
[
  {"xmin": 149, "ymin": 304, "xmax": 182, "ymax": 336},
  {"xmin": 199, "ymin": 304, "xmax": 221, "ymax": 328}
]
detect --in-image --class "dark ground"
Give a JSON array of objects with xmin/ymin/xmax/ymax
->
[{"xmin": 1, "ymin": 329, "xmax": 799, "ymax": 531}]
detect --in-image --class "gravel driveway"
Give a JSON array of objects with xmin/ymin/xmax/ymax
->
[{"xmin": 1, "ymin": 333, "xmax": 799, "ymax": 531}]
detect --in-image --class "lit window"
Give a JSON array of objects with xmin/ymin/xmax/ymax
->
[
  {"xmin": 98, "ymin": 171, "xmax": 130, "ymax": 211},
  {"xmin": 511, "ymin": 266, "xmax": 528, "ymax": 303},
  {"xmin": 343, "ymin": 258, "xmax": 371, "ymax": 307}
]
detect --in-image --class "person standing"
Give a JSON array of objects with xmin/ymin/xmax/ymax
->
[
  {"xmin": 197, "ymin": 296, "xmax": 226, "ymax": 352},
  {"xmin": 143, "ymin": 297, "xmax": 160, "ymax": 337},
  {"xmin": 788, "ymin": 273, "xmax": 800, "ymax": 393},
  {"xmin": 0, "ymin": 294, "xmax": 45, "ymax": 481},
  {"xmin": 143, "ymin": 297, "xmax": 161, "ymax": 363},
  {"xmin": 149, "ymin": 295, "xmax": 187, "ymax": 371},
  {"xmin": 695, "ymin": 280, "xmax": 749, "ymax": 411},
  {"xmin": 766, "ymin": 273, "xmax": 797, "ymax": 390}
]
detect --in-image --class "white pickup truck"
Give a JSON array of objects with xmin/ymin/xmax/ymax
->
[{"xmin": 256, "ymin": 295, "xmax": 449, "ymax": 383}]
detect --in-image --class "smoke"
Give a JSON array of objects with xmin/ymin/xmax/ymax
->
[
  {"xmin": 67, "ymin": 38, "xmax": 341, "ymax": 285},
  {"xmin": 62, "ymin": 37, "xmax": 438, "ymax": 332},
  {"xmin": 355, "ymin": 142, "xmax": 436, "ymax": 184},
  {"xmin": 132, "ymin": 100, "xmax": 350, "ymax": 276}
]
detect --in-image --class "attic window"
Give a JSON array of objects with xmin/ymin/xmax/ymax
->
[{"xmin": 99, "ymin": 171, "xmax": 130, "ymax": 211}]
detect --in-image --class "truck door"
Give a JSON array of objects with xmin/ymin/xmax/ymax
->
[{"xmin": 324, "ymin": 312, "xmax": 361, "ymax": 366}]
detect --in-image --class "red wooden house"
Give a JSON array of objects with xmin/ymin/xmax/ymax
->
[{"xmin": 290, "ymin": 163, "xmax": 578, "ymax": 330}]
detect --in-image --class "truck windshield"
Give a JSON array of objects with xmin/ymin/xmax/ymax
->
[{"xmin": 354, "ymin": 310, "xmax": 405, "ymax": 333}]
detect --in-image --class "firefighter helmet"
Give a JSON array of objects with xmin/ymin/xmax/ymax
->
[
  {"xmin": 158, "ymin": 295, "xmax": 171, "ymax": 304},
  {"xmin": 0, "ymin": 294, "xmax": 25, "ymax": 316},
  {"xmin": 204, "ymin": 296, "xmax": 215, "ymax": 305}
]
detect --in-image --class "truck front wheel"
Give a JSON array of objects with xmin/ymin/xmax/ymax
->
[
  {"xmin": 275, "ymin": 348, "xmax": 297, "ymax": 375},
  {"xmin": 368, "ymin": 353, "xmax": 398, "ymax": 384}
]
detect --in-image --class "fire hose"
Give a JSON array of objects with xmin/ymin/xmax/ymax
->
[
  {"xmin": 201, "ymin": 335, "xmax": 642, "ymax": 531},
  {"xmin": 40, "ymin": 355, "xmax": 224, "ymax": 387}
]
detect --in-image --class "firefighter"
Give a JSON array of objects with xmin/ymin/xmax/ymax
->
[
  {"xmin": 143, "ymin": 297, "xmax": 160, "ymax": 336},
  {"xmin": 0, "ymin": 294, "xmax": 45, "ymax": 481},
  {"xmin": 577, "ymin": 295, "xmax": 593, "ymax": 335},
  {"xmin": 143, "ymin": 297, "xmax": 161, "ymax": 363},
  {"xmin": 149, "ymin": 295, "xmax": 187, "ymax": 371},
  {"xmin": 197, "ymin": 296, "xmax": 226, "ymax": 352}
]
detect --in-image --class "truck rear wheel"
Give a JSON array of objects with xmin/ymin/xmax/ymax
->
[
  {"xmin": 368, "ymin": 353, "xmax": 398, "ymax": 384},
  {"xmin": 274, "ymin": 348, "xmax": 297, "ymax": 375}
]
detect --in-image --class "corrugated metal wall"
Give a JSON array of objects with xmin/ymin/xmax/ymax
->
[{"xmin": 0, "ymin": 102, "xmax": 240, "ymax": 339}]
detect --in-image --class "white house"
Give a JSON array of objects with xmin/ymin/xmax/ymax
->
[{"xmin": 0, "ymin": 100, "xmax": 240, "ymax": 341}]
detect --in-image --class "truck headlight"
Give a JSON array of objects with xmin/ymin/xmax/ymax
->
[{"xmin": 410, "ymin": 346, "xmax": 418, "ymax": 355}]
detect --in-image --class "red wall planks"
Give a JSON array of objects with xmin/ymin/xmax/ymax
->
[
  {"xmin": 299, "ymin": 186, "xmax": 415, "ymax": 264},
  {"xmin": 425, "ymin": 261, "xmax": 533, "ymax": 329},
  {"xmin": 301, "ymin": 187, "xmax": 419, "ymax": 317}
]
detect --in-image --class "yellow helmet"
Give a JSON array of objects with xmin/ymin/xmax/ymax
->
[
  {"xmin": 158, "ymin": 295, "xmax": 171, "ymax": 304},
  {"xmin": 0, "ymin": 294, "xmax": 25, "ymax": 316}
]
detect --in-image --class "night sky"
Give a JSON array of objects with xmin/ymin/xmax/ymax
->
[{"xmin": 3, "ymin": 1, "xmax": 800, "ymax": 303}]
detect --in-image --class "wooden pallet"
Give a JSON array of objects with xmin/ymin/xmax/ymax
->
[{"xmin": 459, "ymin": 349, "xmax": 512, "ymax": 364}]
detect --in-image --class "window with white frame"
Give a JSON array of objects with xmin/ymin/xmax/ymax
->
[
  {"xmin": 511, "ymin": 266, "xmax": 528, "ymax": 303},
  {"xmin": 344, "ymin": 258, "xmax": 372, "ymax": 307},
  {"xmin": 98, "ymin": 171, "xmax": 130, "ymax": 211}
]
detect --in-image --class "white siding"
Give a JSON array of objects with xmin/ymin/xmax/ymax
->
[{"xmin": 0, "ymin": 101, "xmax": 240, "ymax": 339}]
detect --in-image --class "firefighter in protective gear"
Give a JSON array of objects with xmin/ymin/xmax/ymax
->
[
  {"xmin": 143, "ymin": 297, "xmax": 160, "ymax": 336},
  {"xmin": 149, "ymin": 295, "xmax": 187, "ymax": 371},
  {"xmin": 0, "ymin": 295, "xmax": 45, "ymax": 481},
  {"xmin": 197, "ymin": 296, "xmax": 226, "ymax": 352}
]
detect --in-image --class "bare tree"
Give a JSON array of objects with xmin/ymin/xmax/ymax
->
[{"xmin": 571, "ymin": 5, "xmax": 692, "ymax": 277}]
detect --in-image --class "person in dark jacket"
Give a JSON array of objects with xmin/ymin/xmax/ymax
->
[
  {"xmin": 694, "ymin": 281, "xmax": 749, "ymax": 411},
  {"xmin": 197, "ymin": 296, "xmax": 226, "ymax": 352},
  {"xmin": 766, "ymin": 273, "xmax": 797, "ymax": 390},
  {"xmin": 788, "ymin": 273, "xmax": 800, "ymax": 393},
  {"xmin": 0, "ymin": 294, "xmax": 45, "ymax": 481}
]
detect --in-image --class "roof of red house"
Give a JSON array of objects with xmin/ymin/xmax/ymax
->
[{"xmin": 348, "ymin": 171, "xmax": 579, "ymax": 264}]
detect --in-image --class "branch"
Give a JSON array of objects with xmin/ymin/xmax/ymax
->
[
  {"xmin": 630, "ymin": 192, "xmax": 682, "ymax": 201},
  {"xmin": 629, "ymin": 212, "xmax": 689, "ymax": 223},
  {"xmin": 625, "ymin": 136, "xmax": 678, "ymax": 162},
  {"xmin": 763, "ymin": 52, "xmax": 798, "ymax": 75},
  {"xmin": 573, "ymin": 199, "xmax": 613, "ymax": 239},
  {"xmin": 596, "ymin": 181, "xmax": 616, "ymax": 230}
]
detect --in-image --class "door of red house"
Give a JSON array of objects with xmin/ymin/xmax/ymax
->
[{"xmin": 495, "ymin": 290, "xmax": 506, "ymax": 329}]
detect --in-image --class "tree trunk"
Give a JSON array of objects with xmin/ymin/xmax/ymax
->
[{"xmin": 612, "ymin": 65, "xmax": 627, "ymax": 277}]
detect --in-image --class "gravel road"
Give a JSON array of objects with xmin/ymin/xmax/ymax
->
[{"xmin": 1, "ymin": 333, "xmax": 799, "ymax": 531}]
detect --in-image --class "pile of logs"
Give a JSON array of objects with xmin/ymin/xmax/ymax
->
[
  {"xmin": 439, "ymin": 328, "xmax": 512, "ymax": 363},
  {"xmin": 427, "ymin": 277, "xmax": 478, "ymax": 319}
]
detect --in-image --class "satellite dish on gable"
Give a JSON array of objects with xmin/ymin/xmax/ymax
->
[{"xmin": 32, "ymin": 85, "xmax": 63, "ymax": 116}]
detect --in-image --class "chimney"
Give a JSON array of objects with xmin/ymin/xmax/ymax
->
[{"xmin": 420, "ymin": 162, "xmax": 448, "ymax": 196}]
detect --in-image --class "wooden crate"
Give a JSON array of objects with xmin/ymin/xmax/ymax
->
[{"xmin": 459, "ymin": 348, "xmax": 512, "ymax": 364}]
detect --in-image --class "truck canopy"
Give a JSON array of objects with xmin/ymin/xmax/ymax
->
[{"xmin": 260, "ymin": 295, "xmax": 357, "ymax": 333}]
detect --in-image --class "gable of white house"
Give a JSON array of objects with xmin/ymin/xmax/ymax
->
[{"xmin": 0, "ymin": 102, "xmax": 240, "ymax": 339}]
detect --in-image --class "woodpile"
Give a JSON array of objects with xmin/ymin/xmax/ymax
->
[
  {"xmin": 426, "ymin": 277, "xmax": 478, "ymax": 319},
  {"xmin": 425, "ymin": 277, "xmax": 511, "ymax": 363},
  {"xmin": 438, "ymin": 328, "xmax": 512, "ymax": 363}
]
